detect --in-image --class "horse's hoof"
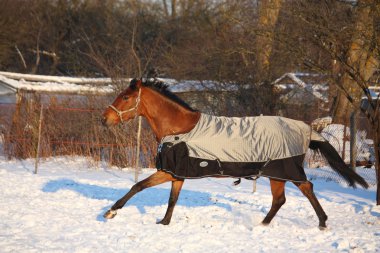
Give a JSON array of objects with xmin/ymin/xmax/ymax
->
[
  {"xmin": 156, "ymin": 219, "xmax": 170, "ymax": 225},
  {"xmin": 318, "ymin": 225, "xmax": 327, "ymax": 231},
  {"xmin": 104, "ymin": 209, "xmax": 117, "ymax": 219}
]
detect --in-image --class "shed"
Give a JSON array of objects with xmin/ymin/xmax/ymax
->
[
  {"xmin": 273, "ymin": 72, "xmax": 329, "ymax": 105},
  {"xmin": 273, "ymin": 72, "xmax": 330, "ymax": 121}
]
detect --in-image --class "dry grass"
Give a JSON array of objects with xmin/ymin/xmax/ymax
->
[{"xmin": 0, "ymin": 93, "xmax": 157, "ymax": 168}]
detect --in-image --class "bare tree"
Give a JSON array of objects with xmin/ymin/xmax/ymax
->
[
  {"xmin": 284, "ymin": 0, "xmax": 380, "ymax": 203},
  {"xmin": 332, "ymin": 0, "xmax": 379, "ymax": 125}
]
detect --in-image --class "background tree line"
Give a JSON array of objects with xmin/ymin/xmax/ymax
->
[
  {"xmin": 0, "ymin": 0, "xmax": 377, "ymax": 115},
  {"xmin": 1, "ymin": 0, "xmax": 379, "ymax": 201}
]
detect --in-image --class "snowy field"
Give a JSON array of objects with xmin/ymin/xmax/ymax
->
[{"xmin": 0, "ymin": 156, "xmax": 379, "ymax": 253}]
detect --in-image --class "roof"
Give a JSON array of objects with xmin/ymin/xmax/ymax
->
[
  {"xmin": 165, "ymin": 79, "xmax": 240, "ymax": 93},
  {"xmin": 6, "ymin": 71, "xmax": 376, "ymax": 101},
  {"xmin": 273, "ymin": 72, "xmax": 329, "ymax": 103},
  {"xmin": 0, "ymin": 71, "xmax": 242, "ymax": 95},
  {"xmin": 0, "ymin": 71, "xmax": 115, "ymax": 95}
]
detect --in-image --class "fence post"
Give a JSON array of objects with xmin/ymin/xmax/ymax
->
[
  {"xmin": 34, "ymin": 104, "xmax": 43, "ymax": 174},
  {"xmin": 135, "ymin": 116, "xmax": 142, "ymax": 182},
  {"xmin": 350, "ymin": 111, "xmax": 357, "ymax": 171},
  {"xmin": 342, "ymin": 124, "xmax": 347, "ymax": 163}
]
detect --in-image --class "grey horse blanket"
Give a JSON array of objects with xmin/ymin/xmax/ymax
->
[{"xmin": 156, "ymin": 114, "xmax": 322, "ymax": 182}]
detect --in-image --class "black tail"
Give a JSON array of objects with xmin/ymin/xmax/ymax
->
[{"xmin": 309, "ymin": 140, "xmax": 369, "ymax": 189}]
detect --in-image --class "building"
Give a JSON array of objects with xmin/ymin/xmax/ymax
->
[{"xmin": 273, "ymin": 72, "xmax": 330, "ymax": 121}]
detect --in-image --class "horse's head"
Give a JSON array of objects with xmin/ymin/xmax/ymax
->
[{"xmin": 102, "ymin": 79, "xmax": 142, "ymax": 127}]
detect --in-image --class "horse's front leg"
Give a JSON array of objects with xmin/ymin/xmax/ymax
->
[
  {"xmin": 104, "ymin": 171, "xmax": 174, "ymax": 219},
  {"xmin": 157, "ymin": 179, "xmax": 184, "ymax": 225}
]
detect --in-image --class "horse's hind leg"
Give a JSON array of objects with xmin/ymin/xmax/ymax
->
[
  {"xmin": 262, "ymin": 179, "xmax": 286, "ymax": 225},
  {"xmin": 157, "ymin": 179, "xmax": 184, "ymax": 225},
  {"xmin": 293, "ymin": 181, "xmax": 328, "ymax": 230},
  {"xmin": 104, "ymin": 171, "xmax": 174, "ymax": 219}
]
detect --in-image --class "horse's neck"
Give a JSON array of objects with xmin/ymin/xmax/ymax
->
[{"xmin": 140, "ymin": 89, "xmax": 200, "ymax": 141}]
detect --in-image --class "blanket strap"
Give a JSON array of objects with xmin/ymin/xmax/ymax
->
[
  {"xmin": 216, "ymin": 159, "xmax": 223, "ymax": 175},
  {"xmin": 233, "ymin": 159, "xmax": 272, "ymax": 186}
]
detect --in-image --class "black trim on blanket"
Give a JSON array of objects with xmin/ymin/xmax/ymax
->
[{"xmin": 156, "ymin": 142, "xmax": 307, "ymax": 182}]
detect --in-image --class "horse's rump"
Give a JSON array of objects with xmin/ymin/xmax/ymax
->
[{"xmin": 156, "ymin": 114, "xmax": 311, "ymax": 182}]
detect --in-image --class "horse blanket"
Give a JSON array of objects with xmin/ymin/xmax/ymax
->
[{"xmin": 156, "ymin": 113, "xmax": 322, "ymax": 182}]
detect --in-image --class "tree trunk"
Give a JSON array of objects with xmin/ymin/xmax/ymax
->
[
  {"xmin": 162, "ymin": 0, "xmax": 177, "ymax": 19},
  {"xmin": 375, "ymin": 124, "xmax": 380, "ymax": 205},
  {"xmin": 333, "ymin": 0, "xmax": 378, "ymax": 124},
  {"xmin": 172, "ymin": 0, "xmax": 177, "ymax": 19},
  {"xmin": 256, "ymin": 0, "xmax": 283, "ymax": 80},
  {"xmin": 374, "ymin": 0, "xmax": 380, "ymax": 206},
  {"xmin": 162, "ymin": 0, "xmax": 169, "ymax": 18}
]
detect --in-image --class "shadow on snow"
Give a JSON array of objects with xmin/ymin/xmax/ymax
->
[{"xmin": 42, "ymin": 178, "xmax": 232, "ymax": 221}]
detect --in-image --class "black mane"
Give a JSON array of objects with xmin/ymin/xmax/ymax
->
[{"xmin": 130, "ymin": 78, "xmax": 197, "ymax": 112}]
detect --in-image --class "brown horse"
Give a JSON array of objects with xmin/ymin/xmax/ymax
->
[{"xmin": 101, "ymin": 79, "xmax": 368, "ymax": 229}]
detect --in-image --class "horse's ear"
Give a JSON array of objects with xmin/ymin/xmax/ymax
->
[{"xmin": 130, "ymin": 78, "xmax": 142, "ymax": 90}]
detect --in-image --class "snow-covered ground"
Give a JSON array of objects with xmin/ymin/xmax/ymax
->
[{"xmin": 0, "ymin": 156, "xmax": 379, "ymax": 253}]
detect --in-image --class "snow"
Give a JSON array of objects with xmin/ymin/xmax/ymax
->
[
  {"xmin": 0, "ymin": 74, "xmax": 114, "ymax": 95},
  {"xmin": 0, "ymin": 156, "xmax": 379, "ymax": 253}
]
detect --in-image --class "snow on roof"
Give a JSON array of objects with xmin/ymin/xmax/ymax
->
[
  {"xmin": 0, "ymin": 71, "xmax": 243, "ymax": 95},
  {"xmin": 165, "ymin": 79, "xmax": 239, "ymax": 93},
  {"xmin": 4, "ymin": 71, "xmax": 358, "ymax": 99},
  {"xmin": 0, "ymin": 71, "xmax": 115, "ymax": 95},
  {"xmin": 273, "ymin": 72, "xmax": 329, "ymax": 102},
  {"xmin": 0, "ymin": 71, "xmax": 115, "ymax": 84}
]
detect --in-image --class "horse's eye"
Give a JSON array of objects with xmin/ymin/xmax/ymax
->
[{"xmin": 122, "ymin": 95, "xmax": 129, "ymax": 101}]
